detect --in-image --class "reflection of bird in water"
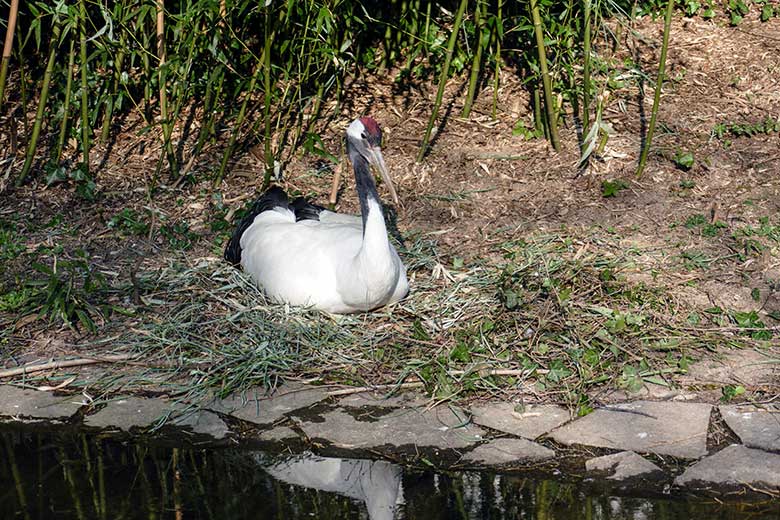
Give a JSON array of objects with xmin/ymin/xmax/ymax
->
[{"xmin": 265, "ymin": 455, "xmax": 404, "ymax": 520}]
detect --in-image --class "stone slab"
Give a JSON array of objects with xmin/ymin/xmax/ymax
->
[
  {"xmin": 0, "ymin": 385, "xmax": 84, "ymax": 421},
  {"xmin": 338, "ymin": 391, "xmax": 428, "ymax": 409},
  {"xmin": 172, "ymin": 410, "xmax": 230, "ymax": 440},
  {"xmin": 675, "ymin": 444, "xmax": 780, "ymax": 490},
  {"xmin": 85, "ymin": 397, "xmax": 173, "ymax": 431},
  {"xmin": 462, "ymin": 438, "xmax": 555, "ymax": 466},
  {"xmin": 206, "ymin": 382, "xmax": 329, "ymax": 426},
  {"xmin": 549, "ymin": 401, "xmax": 712, "ymax": 459},
  {"xmin": 585, "ymin": 451, "xmax": 662, "ymax": 480},
  {"xmin": 470, "ymin": 402, "xmax": 569, "ymax": 439},
  {"xmin": 259, "ymin": 426, "xmax": 300, "ymax": 442},
  {"xmin": 85, "ymin": 397, "xmax": 229, "ymax": 440},
  {"xmin": 296, "ymin": 406, "xmax": 485, "ymax": 450},
  {"xmin": 719, "ymin": 405, "xmax": 780, "ymax": 452}
]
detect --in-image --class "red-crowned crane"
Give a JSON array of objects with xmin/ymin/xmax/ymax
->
[{"xmin": 224, "ymin": 117, "xmax": 409, "ymax": 313}]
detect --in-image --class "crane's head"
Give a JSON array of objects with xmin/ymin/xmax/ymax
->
[{"xmin": 346, "ymin": 117, "xmax": 399, "ymax": 205}]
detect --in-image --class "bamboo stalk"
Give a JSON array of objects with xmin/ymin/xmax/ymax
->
[
  {"xmin": 157, "ymin": 0, "xmax": 167, "ymax": 125},
  {"xmin": 156, "ymin": 0, "xmax": 178, "ymax": 179},
  {"xmin": 214, "ymin": 44, "xmax": 268, "ymax": 186},
  {"xmin": 533, "ymin": 86, "xmax": 543, "ymax": 134},
  {"xmin": 100, "ymin": 35, "xmax": 126, "ymax": 144},
  {"xmin": 530, "ymin": 0, "xmax": 560, "ymax": 150},
  {"xmin": 16, "ymin": 29, "xmax": 28, "ymax": 136},
  {"xmin": 16, "ymin": 22, "xmax": 62, "ymax": 186},
  {"xmin": 79, "ymin": 0, "xmax": 91, "ymax": 176},
  {"xmin": 417, "ymin": 0, "xmax": 469, "ymax": 161},
  {"xmin": 262, "ymin": 8, "xmax": 274, "ymax": 189},
  {"xmin": 141, "ymin": 28, "xmax": 152, "ymax": 123},
  {"xmin": 0, "ymin": 0, "xmax": 20, "ymax": 113},
  {"xmin": 55, "ymin": 38, "xmax": 76, "ymax": 164},
  {"xmin": 636, "ymin": 0, "xmax": 674, "ymax": 178},
  {"xmin": 193, "ymin": 68, "xmax": 223, "ymax": 156},
  {"xmin": 462, "ymin": 0, "xmax": 485, "ymax": 118},
  {"xmin": 582, "ymin": 0, "xmax": 592, "ymax": 138},
  {"xmin": 491, "ymin": 0, "xmax": 503, "ymax": 119}
]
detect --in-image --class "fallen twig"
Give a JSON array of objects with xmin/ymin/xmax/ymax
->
[{"xmin": 0, "ymin": 354, "xmax": 138, "ymax": 378}]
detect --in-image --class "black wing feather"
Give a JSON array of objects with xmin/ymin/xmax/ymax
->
[
  {"xmin": 224, "ymin": 186, "xmax": 290, "ymax": 266},
  {"xmin": 290, "ymin": 197, "xmax": 326, "ymax": 222}
]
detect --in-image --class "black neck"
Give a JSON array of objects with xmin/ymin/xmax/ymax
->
[{"xmin": 349, "ymin": 147, "xmax": 382, "ymax": 229}]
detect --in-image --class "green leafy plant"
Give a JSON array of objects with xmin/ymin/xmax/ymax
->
[
  {"xmin": 601, "ymin": 179, "xmax": 628, "ymax": 197},
  {"xmin": 108, "ymin": 209, "xmax": 151, "ymax": 236},
  {"xmin": 0, "ymin": 226, "xmax": 25, "ymax": 261},
  {"xmin": 23, "ymin": 252, "xmax": 109, "ymax": 332},
  {"xmin": 727, "ymin": 0, "xmax": 749, "ymax": 25},
  {"xmin": 674, "ymin": 151, "xmax": 695, "ymax": 170},
  {"xmin": 721, "ymin": 384, "xmax": 746, "ymax": 401},
  {"xmin": 731, "ymin": 310, "xmax": 772, "ymax": 340},
  {"xmin": 160, "ymin": 220, "xmax": 198, "ymax": 250},
  {"xmin": 713, "ymin": 117, "xmax": 780, "ymax": 139}
]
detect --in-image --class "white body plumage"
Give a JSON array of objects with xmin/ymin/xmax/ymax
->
[
  {"xmin": 240, "ymin": 198, "xmax": 408, "ymax": 313},
  {"xmin": 227, "ymin": 117, "xmax": 409, "ymax": 313}
]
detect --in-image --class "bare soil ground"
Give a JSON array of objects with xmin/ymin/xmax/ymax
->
[{"xmin": 1, "ymin": 14, "xmax": 778, "ymax": 406}]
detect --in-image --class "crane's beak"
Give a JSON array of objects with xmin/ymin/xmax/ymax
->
[{"xmin": 368, "ymin": 147, "xmax": 399, "ymax": 206}]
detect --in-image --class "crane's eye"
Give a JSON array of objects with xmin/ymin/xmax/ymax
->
[{"xmin": 361, "ymin": 132, "xmax": 368, "ymax": 140}]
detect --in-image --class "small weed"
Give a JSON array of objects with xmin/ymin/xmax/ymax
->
[
  {"xmin": 759, "ymin": 2, "xmax": 778, "ymax": 21},
  {"xmin": 727, "ymin": 0, "xmax": 749, "ymax": 24},
  {"xmin": 701, "ymin": 222, "xmax": 726, "ymax": 237},
  {"xmin": 674, "ymin": 151, "xmax": 695, "ymax": 170},
  {"xmin": 44, "ymin": 163, "xmax": 97, "ymax": 200},
  {"xmin": 731, "ymin": 310, "xmax": 773, "ymax": 340},
  {"xmin": 679, "ymin": 179, "xmax": 695, "ymax": 190},
  {"xmin": 23, "ymin": 252, "xmax": 109, "ymax": 332},
  {"xmin": 684, "ymin": 214, "xmax": 708, "ymax": 229},
  {"xmin": 731, "ymin": 217, "xmax": 780, "ymax": 259},
  {"xmin": 683, "ymin": 214, "xmax": 726, "ymax": 237},
  {"xmin": 0, "ymin": 225, "xmax": 25, "ymax": 261},
  {"xmin": 160, "ymin": 220, "xmax": 199, "ymax": 250},
  {"xmin": 512, "ymin": 119, "xmax": 543, "ymax": 139},
  {"xmin": 0, "ymin": 288, "xmax": 34, "ymax": 312},
  {"xmin": 712, "ymin": 117, "xmax": 780, "ymax": 140},
  {"xmin": 601, "ymin": 179, "xmax": 628, "ymax": 198},
  {"xmin": 721, "ymin": 384, "xmax": 746, "ymax": 402},
  {"xmin": 680, "ymin": 250, "xmax": 712, "ymax": 270},
  {"xmin": 108, "ymin": 209, "xmax": 151, "ymax": 236}
]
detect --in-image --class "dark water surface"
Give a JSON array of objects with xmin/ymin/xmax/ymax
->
[{"xmin": 1, "ymin": 428, "xmax": 777, "ymax": 520}]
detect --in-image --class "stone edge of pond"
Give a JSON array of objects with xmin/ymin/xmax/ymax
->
[{"xmin": 1, "ymin": 384, "xmax": 779, "ymax": 499}]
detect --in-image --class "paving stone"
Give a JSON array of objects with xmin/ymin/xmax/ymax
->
[
  {"xmin": 85, "ymin": 397, "xmax": 172, "ymax": 431},
  {"xmin": 719, "ymin": 404, "xmax": 780, "ymax": 452},
  {"xmin": 259, "ymin": 426, "xmax": 300, "ymax": 442},
  {"xmin": 338, "ymin": 391, "xmax": 428, "ymax": 409},
  {"xmin": 549, "ymin": 401, "xmax": 712, "ymax": 459},
  {"xmin": 85, "ymin": 397, "xmax": 230, "ymax": 440},
  {"xmin": 0, "ymin": 385, "xmax": 84, "ymax": 421},
  {"xmin": 585, "ymin": 451, "xmax": 662, "ymax": 480},
  {"xmin": 675, "ymin": 445, "xmax": 780, "ymax": 490},
  {"xmin": 206, "ymin": 382, "xmax": 329, "ymax": 426},
  {"xmin": 296, "ymin": 406, "xmax": 484, "ymax": 450},
  {"xmin": 462, "ymin": 438, "xmax": 555, "ymax": 466},
  {"xmin": 172, "ymin": 410, "xmax": 230, "ymax": 440},
  {"xmin": 470, "ymin": 402, "xmax": 569, "ymax": 439}
]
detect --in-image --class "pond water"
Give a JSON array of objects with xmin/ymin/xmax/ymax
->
[{"xmin": 1, "ymin": 428, "xmax": 777, "ymax": 520}]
